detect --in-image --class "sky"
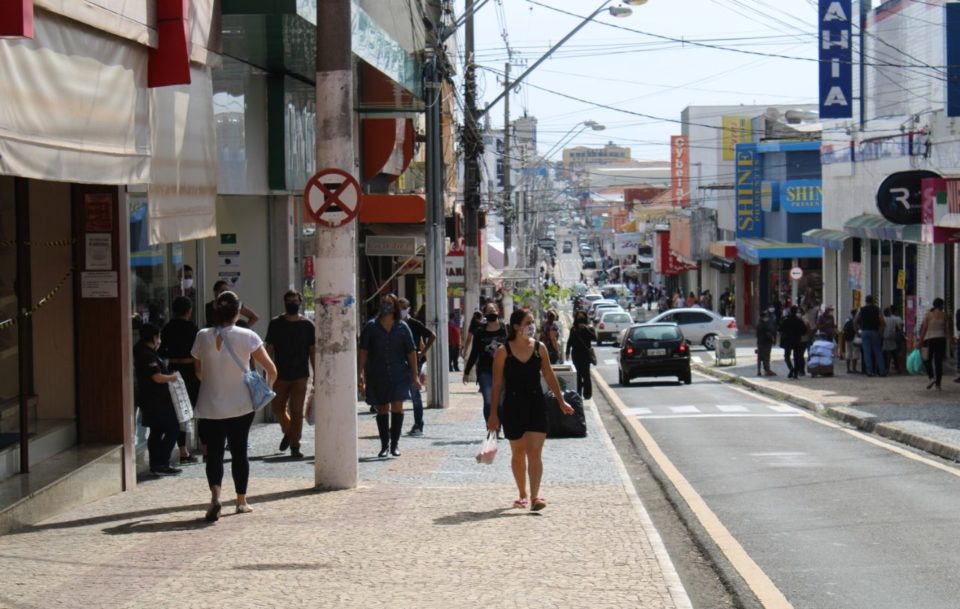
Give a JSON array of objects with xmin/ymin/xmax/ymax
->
[{"xmin": 463, "ymin": 0, "xmax": 821, "ymax": 162}]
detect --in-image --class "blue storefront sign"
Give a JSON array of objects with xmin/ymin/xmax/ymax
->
[
  {"xmin": 948, "ymin": 4, "xmax": 960, "ymax": 117},
  {"xmin": 735, "ymin": 143, "xmax": 763, "ymax": 238},
  {"xmin": 781, "ymin": 179, "xmax": 823, "ymax": 213},
  {"xmin": 819, "ymin": 0, "xmax": 853, "ymax": 119}
]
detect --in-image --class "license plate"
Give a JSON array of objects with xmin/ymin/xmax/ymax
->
[{"xmin": 646, "ymin": 348, "xmax": 666, "ymax": 356}]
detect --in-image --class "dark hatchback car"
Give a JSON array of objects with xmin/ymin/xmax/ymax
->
[{"xmin": 618, "ymin": 323, "xmax": 691, "ymax": 385}]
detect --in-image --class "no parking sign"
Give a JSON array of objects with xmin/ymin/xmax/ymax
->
[{"xmin": 303, "ymin": 168, "xmax": 361, "ymax": 228}]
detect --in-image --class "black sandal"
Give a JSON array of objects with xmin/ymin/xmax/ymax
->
[{"xmin": 205, "ymin": 500, "xmax": 222, "ymax": 522}]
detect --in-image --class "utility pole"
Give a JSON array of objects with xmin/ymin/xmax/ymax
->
[
  {"xmin": 463, "ymin": 0, "xmax": 482, "ymax": 324},
  {"xmin": 314, "ymin": 0, "xmax": 358, "ymax": 490},
  {"xmin": 424, "ymin": 40, "xmax": 449, "ymax": 409},
  {"xmin": 502, "ymin": 61, "xmax": 512, "ymax": 269}
]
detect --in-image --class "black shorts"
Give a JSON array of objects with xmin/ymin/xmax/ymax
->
[{"xmin": 501, "ymin": 391, "xmax": 548, "ymax": 441}]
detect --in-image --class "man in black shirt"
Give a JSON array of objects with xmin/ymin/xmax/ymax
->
[
  {"xmin": 855, "ymin": 294, "xmax": 886, "ymax": 376},
  {"xmin": 398, "ymin": 298, "xmax": 435, "ymax": 436},
  {"xmin": 160, "ymin": 296, "xmax": 200, "ymax": 463},
  {"xmin": 265, "ymin": 290, "xmax": 316, "ymax": 458}
]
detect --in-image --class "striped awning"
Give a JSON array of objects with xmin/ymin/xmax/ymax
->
[
  {"xmin": 802, "ymin": 228, "xmax": 850, "ymax": 250},
  {"xmin": 736, "ymin": 238, "xmax": 823, "ymax": 265},
  {"xmin": 843, "ymin": 214, "xmax": 903, "ymax": 240}
]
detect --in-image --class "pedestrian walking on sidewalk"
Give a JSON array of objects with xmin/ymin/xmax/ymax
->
[
  {"xmin": 448, "ymin": 311, "xmax": 462, "ymax": 372},
  {"xmin": 488, "ymin": 309, "xmax": 574, "ymax": 512},
  {"xmin": 464, "ymin": 302, "xmax": 508, "ymax": 424},
  {"xmin": 399, "ymin": 297, "xmax": 436, "ymax": 436},
  {"xmin": 265, "ymin": 290, "xmax": 315, "ymax": 459},
  {"xmin": 192, "ymin": 291, "xmax": 278, "ymax": 521},
  {"xmin": 855, "ymin": 295, "xmax": 887, "ymax": 377},
  {"xmin": 135, "ymin": 323, "xmax": 182, "ymax": 475},
  {"xmin": 882, "ymin": 306, "xmax": 904, "ymax": 374},
  {"xmin": 358, "ymin": 294, "xmax": 421, "ymax": 458},
  {"xmin": 919, "ymin": 298, "xmax": 952, "ymax": 391},
  {"xmin": 842, "ymin": 309, "xmax": 860, "ymax": 373},
  {"xmin": 461, "ymin": 310, "xmax": 483, "ymax": 359},
  {"xmin": 756, "ymin": 308, "xmax": 777, "ymax": 376},
  {"xmin": 160, "ymin": 296, "xmax": 200, "ymax": 463},
  {"xmin": 779, "ymin": 305, "xmax": 807, "ymax": 379},
  {"xmin": 566, "ymin": 310, "xmax": 597, "ymax": 398}
]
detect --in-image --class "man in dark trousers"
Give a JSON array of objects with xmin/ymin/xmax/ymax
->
[
  {"xmin": 855, "ymin": 294, "xmax": 886, "ymax": 377},
  {"xmin": 398, "ymin": 298, "xmax": 436, "ymax": 436},
  {"xmin": 265, "ymin": 290, "xmax": 316, "ymax": 458},
  {"xmin": 756, "ymin": 307, "xmax": 778, "ymax": 376}
]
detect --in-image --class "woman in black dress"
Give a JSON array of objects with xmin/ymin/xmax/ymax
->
[{"xmin": 488, "ymin": 309, "xmax": 573, "ymax": 511}]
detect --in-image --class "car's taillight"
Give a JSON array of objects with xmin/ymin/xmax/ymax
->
[
  {"xmin": 678, "ymin": 343, "xmax": 688, "ymax": 354},
  {"xmin": 727, "ymin": 320, "xmax": 737, "ymax": 329},
  {"xmin": 625, "ymin": 345, "xmax": 634, "ymax": 356},
  {"xmin": 598, "ymin": 322, "xmax": 605, "ymax": 329}
]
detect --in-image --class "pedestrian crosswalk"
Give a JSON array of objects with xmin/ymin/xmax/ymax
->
[{"xmin": 626, "ymin": 402, "xmax": 803, "ymax": 419}]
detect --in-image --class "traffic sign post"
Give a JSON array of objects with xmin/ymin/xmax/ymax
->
[
  {"xmin": 789, "ymin": 266, "xmax": 803, "ymax": 281},
  {"xmin": 304, "ymin": 168, "xmax": 361, "ymax": 228}
]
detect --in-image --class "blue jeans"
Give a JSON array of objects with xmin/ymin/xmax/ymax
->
[
  {"xmin": 409, "ymin": 381, "xmax": 424, "ymax": 427},
  {"xmin": 477, "ymin": 370, "xmax": 503, "ymax": 423},
  {"xmin": 860, "ymin": 329, "xmax": 886, "ymax": 375}
]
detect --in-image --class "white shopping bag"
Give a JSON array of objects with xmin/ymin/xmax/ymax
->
[
  {"xmin": 168, "ymin": 371, "xmax": 194, "ymax": 423},
  {"xmin": 475, "ymin": 431, "xmax": 498, "ymax": 465}
]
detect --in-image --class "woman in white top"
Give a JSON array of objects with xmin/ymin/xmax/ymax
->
[{"xmin": 192, "ymin": 291, "xmax": 277, "ymax": 521}]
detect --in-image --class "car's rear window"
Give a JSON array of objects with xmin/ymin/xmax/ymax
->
[
  {"xmin": 630, "ymin": 326, "xmax": 681, "ymax": 340},
  {"xmin": 604, "ymin": 313, "xmax": 631, "ymax": 323}
]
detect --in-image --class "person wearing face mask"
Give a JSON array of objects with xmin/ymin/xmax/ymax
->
[
  {"xmin": 464, "ymin": 302, "xmax": 508, "ymax": 425},
  {"xmin": 134, "ymin": 323, "xmax": 182, "ymax": 475},
  {"xmin": 358, "ymin": 294, "xmax": 421, "ymax": 457},
  {"xmin": 488, "ymin": 309, "xmax": 574, "ymax": 511},
  {"xmin": 265, "ymin": 290, "xmax": 316, "ymax": 457},
  {"xmin": 396, "ymin": 298, "xmax": 436, "ymax": 436}
]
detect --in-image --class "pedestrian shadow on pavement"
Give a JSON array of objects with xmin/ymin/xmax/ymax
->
[
  {"xmin": 102, "ymin": 518, "xmax": 216, "ymax": 535},
  {"xmin": 433, "ymin": 508, "xmax": 530, "ymax": 525},
  {"xmin": 7, "ymin": 487, "xmax": 320, "ymax": 536}
]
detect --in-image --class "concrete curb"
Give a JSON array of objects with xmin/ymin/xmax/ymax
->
[
  {"xmin": 693, "ymin": 362, "xmax": 960, "ymax": 463},
  {"xmin": 590, "ymin": 367, "xmax": 765, "ymax": 609}
]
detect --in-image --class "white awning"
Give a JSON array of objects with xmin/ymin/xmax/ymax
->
[
  {"xmin": 147, "ymin": 64, "xmax": 218, "ymax": 244},
  {"xmin": 0, "ymin": 11, "xmax": 150, "ymax": 184}
]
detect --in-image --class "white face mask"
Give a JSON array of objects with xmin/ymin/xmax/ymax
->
[
  {"xmin": 524, "ymin": 323, "xmax": 536, "ymax": 338},
  {"xmin": 181, "ymin": 278, "xmax": 194, "ymax": 290},
  {"xmin": 401, "ymin": 308, "xmax": 411, "ymax": 319}
]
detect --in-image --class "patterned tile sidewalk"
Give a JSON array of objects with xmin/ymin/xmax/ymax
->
[{"xmin": 0, "ymin": 385, "xmax": 690, "ymax": 609}]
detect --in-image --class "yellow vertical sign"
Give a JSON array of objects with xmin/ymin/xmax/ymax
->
[
  {"xmin": 416, "ymin": 278, "xmax": 426, "ymax": 296},
  {"xmin": 896, "ymin": 270, "xmax": 905, "ymax": 290},
  {"xmin": 722, "ymin": 116, "xmax": 752, "ymax": 161}
]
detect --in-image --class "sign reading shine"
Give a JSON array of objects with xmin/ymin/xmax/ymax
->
[{"xmin": 735, "ymin": 143, "xmax": 763, "ymax": 238}]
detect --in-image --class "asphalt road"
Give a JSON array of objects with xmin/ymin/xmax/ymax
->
[{"xmin": 593, "ymin": 350, "xmax": 960, "ymax": 609}]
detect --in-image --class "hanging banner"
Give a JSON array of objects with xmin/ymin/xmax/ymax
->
[
  {"xmin": 819, "ymin": 0, "xmax": 853, "ymax": 119},
  {"xmin": 670, "ymin": 135, "xmax": 689, "ymax": 208},
  {"xmin": 735, "ymin": 143, "xmax": 763, "ymax": 238},
  {"xmin": 721, "ymin": 116, "xmax": 751, "ymax": 161},
  {"xmin": 613, "ymin": 232, "xmax": 642, "ymax": 257}
]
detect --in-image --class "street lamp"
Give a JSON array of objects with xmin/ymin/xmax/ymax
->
[{"xmin": 478, "ymin": 0, "xmax": 648, "ymax": 116}]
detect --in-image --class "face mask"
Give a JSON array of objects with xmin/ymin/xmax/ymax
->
[
  {"xmin": 524, "ymin": 324, "xmax": 536, "ymax": 338},
  {"xmin": 380, "ymin": 302, "xmax": 395, "ymax": 316},
  {"xmin": 284, "ymin": 301, "xmax": 300, "ymax": 315},
  {"xmin": 181, "ymin": 278, "xmax": 193, "ymax": 290},
  {"xmin": 401, "ymin": 308, "xmax": 411, "ymax": 319},
  {"xmin": 485, "ymin": 313, "xmax": 498, "ymax": 323}
]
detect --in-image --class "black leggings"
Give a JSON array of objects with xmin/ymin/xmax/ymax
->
[
  {"xmin": 573, "ymin": 357, "xmax": 592, "ymax": 400},
  {"xmin": 201, "ymin": 412, "xmax": 255, "ymax": 494},
  {"xmin": 924, "ymin": 337, "xmax": 947, "ymax": 386}
]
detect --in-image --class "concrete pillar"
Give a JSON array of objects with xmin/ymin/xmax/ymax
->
[{"xmin": 269, "ymin": 194, "xmax": 296, "ymax": 318}]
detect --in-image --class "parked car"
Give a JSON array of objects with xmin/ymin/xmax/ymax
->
[
  {"xmin": 645, "ymin": 307, "xmax": 737, "ymax": 350},
  {"xmin": 582, "ymin": 256, "xmax": 597, "ymax": 269},
  {"xmin": 596, "ymin": 310, "xmax": 634, "ymax": 344},
  {"xmin": 618, "ymin": 323, "xmax": 691, "ymax": 385}
]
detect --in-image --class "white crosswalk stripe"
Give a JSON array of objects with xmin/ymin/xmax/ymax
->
[
  {"xmin": 767, "ymin": 404, "xmax": 797, "ymax": 413},
  {"xmin": 716, "ymin": 404, "xmax": 749, "ymax": 413},
  {"xmin": 670, "ymin": 406, "xmax": 700, "ymax": 414},
  {"xmin": 628, "ymin": 402, "xmax": 804, "ymax": 420}
]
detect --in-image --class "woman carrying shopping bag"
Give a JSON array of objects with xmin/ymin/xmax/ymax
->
[
  {"xmin": 192, "ymin": 291, "xmax": 278, "ymax": 521},
  {"xmin": 918, "ymin": 298, "xmax": 953, "ymax": 391},
  {"xmin": 487, "ymin": 309, "xmax": 574, "ymax": 512}
]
